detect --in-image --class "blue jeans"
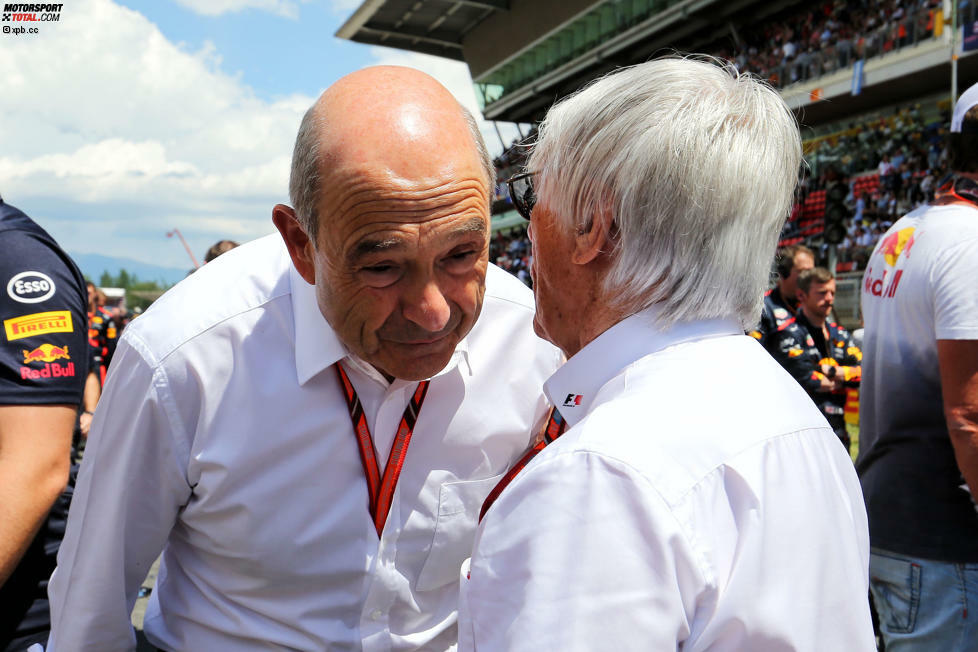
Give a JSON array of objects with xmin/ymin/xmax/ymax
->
[{"xmin": 869, "ymin": 547, "xmax": 978, "ymax": 651}]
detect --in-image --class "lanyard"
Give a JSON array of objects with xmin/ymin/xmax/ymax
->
[
  {"xmin": 479, "ymin": 407, "xmax": 567, "ymax": 522},
  {"xmin": 335, "ymin": 363, "xmax": 430, "ymax": 537}
]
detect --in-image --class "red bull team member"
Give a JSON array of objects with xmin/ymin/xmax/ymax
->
[
  {"xmin": 770, "ymin": 267, "xmax": 861, "ymax": 451},
  {"xmin": 749, "ymin": 244, "xmax": 814, "ymax": 350},
  {"xmin": 85, "ymin": 283, "xmax": 117, "ymax": 386},
  {"xmin": 47, "ymin": 67, "xmax": 562, "ymax": 652},
  {"xmin": 0, "ymin": 196, "xmax": 89, "ymax": 651},
  {"xmin": 857, "ymin": 82, "xmax": 978, "ymax": 650}
]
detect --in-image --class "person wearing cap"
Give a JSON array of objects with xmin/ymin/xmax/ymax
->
[
  {"xmin": 47, "ymin": 67, "xmax": 561, "ymax": 651},
  {"xmin": 458, "ymin": 58, "xmax": 874, "ymax": 650},
  {"xmin": 857, "ymin": 81, "xmax": 978, "ymax": 650}
]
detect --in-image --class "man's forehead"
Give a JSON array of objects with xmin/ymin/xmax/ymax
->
[
  {"xmin": 345, "ymin": 215, "xmax": 488, "ymax": 263},
  {"xmin": 321, "ymin": 135, "xmax": 483, "ymax": 191}
]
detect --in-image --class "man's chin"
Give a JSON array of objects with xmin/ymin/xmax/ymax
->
[{"xmin": 373, "ymin": 336, "xmax": 459, "ymax": 381}]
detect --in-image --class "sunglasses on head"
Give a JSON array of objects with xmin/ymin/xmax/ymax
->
[{"xmin": 506, "ymin": 171, "xmax": 537, "ymax": 221}]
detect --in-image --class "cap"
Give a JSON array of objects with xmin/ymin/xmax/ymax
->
[{"xmin": 951, "ymin": 81, "xmax": 978, "ymax": 133}]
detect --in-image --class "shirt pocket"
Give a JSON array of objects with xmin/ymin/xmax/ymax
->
[{"xmin": 415, "ymin": 473, "xmax": 504, "ymax": 592}]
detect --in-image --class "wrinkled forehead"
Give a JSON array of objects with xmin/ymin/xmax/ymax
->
[{"xmin": 316, "ymin": 160, "xmax": 491, "ymax": 255}]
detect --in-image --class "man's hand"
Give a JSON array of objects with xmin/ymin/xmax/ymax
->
[
  {"xmin": 79, "ymin": 411, "xmax": 94, "ymax": 437},
  {"xmin": 0, "ymin": 404, "xmax": 75, "ymax": 588},
  {"xmin": 80, "ymin": 371, "xmax": 100, "ymax": 440},
  {"xmin": 814, "ymin": 371, "xmax": 835, "ymax": 392},
  {"xmin": 937, "ymin": 340, "xmax": 978, "ymax": 501}
]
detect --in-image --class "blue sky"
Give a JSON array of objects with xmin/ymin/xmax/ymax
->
[
  {"xmin": 0, "ymin": 0, "xmax": 524, "ymax": 272},
  {"xmin": 114, "ymin": 0, "xmax": 371, "ymax": 102}
]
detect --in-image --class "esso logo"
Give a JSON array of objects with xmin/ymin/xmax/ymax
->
[{"xmin": 7, "ymin": 271, "xmax": 56, "ymax": 304}]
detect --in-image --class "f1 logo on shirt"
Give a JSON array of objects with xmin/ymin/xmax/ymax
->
[
  {"xmin": 7, "ymin": 271, "xmax": 56, "ymax": 304},
  {"xmin": 563, "ymin": 393, "xmax": 583, "ymax": 407}
]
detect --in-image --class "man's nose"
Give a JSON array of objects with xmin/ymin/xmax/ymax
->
[{"xmin": 402, "ymin": 277, "xmax": 451, "ymax": 333}]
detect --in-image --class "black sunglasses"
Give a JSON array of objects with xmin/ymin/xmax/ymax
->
[{"xmin": 506, "ymin": 171, "xmax": 537, "ymax": 221}]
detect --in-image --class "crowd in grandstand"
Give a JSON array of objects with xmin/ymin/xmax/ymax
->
[
  {"xmin": 716, "ymin": 0, "xmax": 954, "ymax": 88},
  {"xmin": 489, "ymin": 0, "xmax": 977, "ymax": 280},
  {"xmin": 492, "ymin": 97, "xmax": 952, "ymax": 281},
  {"xmin": 794, "ymin": 99, "xmax": 951, "ymax": 268}
]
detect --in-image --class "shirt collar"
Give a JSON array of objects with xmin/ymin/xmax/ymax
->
[
  {"xmin": 290, "ymin": 264, "xmax": 472, "ymax": 386},
  {"xmin": 543, "ymin": 305, "xmax": 741, "ymax": 428},
  {"xmin": 291, "ymin": 264, "xmax": 348, "ymax": 385}
]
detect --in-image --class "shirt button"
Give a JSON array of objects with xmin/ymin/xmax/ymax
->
[{"xmin": 371, "ymin": 610, "xmax": 383, "ymax": 621}]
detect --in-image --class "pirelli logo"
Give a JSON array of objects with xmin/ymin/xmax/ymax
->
[{"xmin": 4, "ymin": 310, "xmax": 73, "ymax": 341}]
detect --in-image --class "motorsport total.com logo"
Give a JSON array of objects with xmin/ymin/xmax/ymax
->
[{"xmin": 2, "ymin": 3, "xmax": 62, "ymax": 22}]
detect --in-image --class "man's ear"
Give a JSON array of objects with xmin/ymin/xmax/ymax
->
[
  {"xmin": 272, "ymin": 204, "xmax": 316, "ymax": 285},
  {"xmin": 571, "ymin": 206, "xmax": 616, "ymax": 266}
]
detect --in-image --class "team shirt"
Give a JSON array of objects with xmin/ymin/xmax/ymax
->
[
  {"xmin": 0, "ymin": 200, "xmax": 88, "ymax": 647},
  {"xmin": 858, "ymin": 202, "xmax": 978, "ymax": 561}
]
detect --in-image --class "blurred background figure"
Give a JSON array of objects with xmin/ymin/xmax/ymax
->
[{"xmin": 203, "ymin": 240, "xmax": 239, "ymax": 264}]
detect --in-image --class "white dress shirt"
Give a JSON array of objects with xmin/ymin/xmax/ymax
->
[
  {"xmin": 459, "ymin": 308, "xmax": 875, "ymax": 651},
  {"xmin": 47, "ymin": 234, "xmax": 561, "ymax": 652}
]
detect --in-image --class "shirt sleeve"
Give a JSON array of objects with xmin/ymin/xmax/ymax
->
[
  {"xmin": 47, "ymin": 332, "xmax": 193, "ymax": 652},
  {"xmin": 459, "ymin": 450, "xmax": 702, "ymax": 651},
  {"xmin": 0, "ymin": 229, "xmax": 88, "ymax": 406},
  {"xmin": 836, "ymin": 328, "xmax": 862, "ymax": 384},
  {"xmin": 934, "ymin": 236, "xmax": 978, "ymax": 341}
]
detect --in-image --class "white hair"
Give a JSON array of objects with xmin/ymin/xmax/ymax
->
[
  {"xmin": 289, "ymin": 101, "xmax": 494, "ymax": 241},
  {"xmin": 528, "ymin": 56, "xmax": 802, "ymax": 330}
]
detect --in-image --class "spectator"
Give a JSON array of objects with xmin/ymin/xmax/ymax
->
[
  {"xmin": 203, "ymin": 239, "xmax": 239, "ymax": 263},
  {"xmin": 857, "ymin": 81, "xmax": 978, "ymax": 650}
]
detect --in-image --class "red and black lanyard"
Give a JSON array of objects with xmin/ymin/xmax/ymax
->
[
  {"xmin": 335, "ymin": 363, "xmax": 430, "ymax": 537},
  {"xmin": 479, "ymin": 406, "xmax": 567, "ymax": 522}
]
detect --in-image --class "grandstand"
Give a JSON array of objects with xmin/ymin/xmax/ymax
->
[{"xmin": 338, "ymin": 0, "xmax": 978, "ymax": 324}]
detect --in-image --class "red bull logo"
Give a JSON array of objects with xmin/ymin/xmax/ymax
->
[
  {"xmin": 22, "ymin": 343, "xmax": 70, "ymax": 364},
  {"xmin": 878, "ymin": 227, "xmax": 916, "ymax": 267},
  {"xmin": 864, "ymin": 266, "xmax": 903, "ymax": 299},
  {"xmin": 20, "ymin": 362, "xmax": 75, "ymax": 380}
]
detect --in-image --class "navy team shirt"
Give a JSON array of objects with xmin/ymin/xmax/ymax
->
[{"xmin": 0, "ymin": 199, "xmax": 88, "ymax": 648}]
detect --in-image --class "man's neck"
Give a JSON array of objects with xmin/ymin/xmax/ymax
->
[
  {"xmin": 562, "ymin": 302, "xmax": 632, "ymax": 359},
  {"xmin": 775, "ymin": 285, "xmax": 797, "ymax": 312},
  {"xmin": 800, "ymin": 306, "xmax": 826, "ymax": 329}
]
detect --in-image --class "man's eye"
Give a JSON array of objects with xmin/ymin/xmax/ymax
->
[
  {"xmin": 443, "ymin": 250, "xmax": 478, "ymax": 271},
  {"xmin": 359, "ymin": 264, "xmax": 401, "ymax": 287}
]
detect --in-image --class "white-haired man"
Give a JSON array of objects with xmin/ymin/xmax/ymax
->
[{"xmin": 458, "ymin": 58, "xmax": 874, "ymax": 650}]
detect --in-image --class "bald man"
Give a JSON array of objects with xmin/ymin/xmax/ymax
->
[{"xmin": 46, "ymin": 67, "xmax": 561, "ymax": 651}]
